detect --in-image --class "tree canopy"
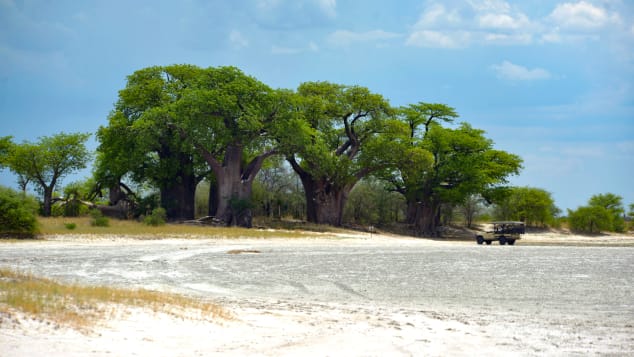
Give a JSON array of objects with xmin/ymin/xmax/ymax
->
[
  {"xmin": 493, "ymin": 186, "xmax": 558, "ymax": 227},
  {"xmin": 5, "ymin": 133, "xmax": 91, "ymax": 216},
  {"xmin": 567, "ymin": 193, "xmax": 626, "ymax": 233},
  {"xmin": 285, "ymin": 81, "xmax": 394, "ymax": 226}
]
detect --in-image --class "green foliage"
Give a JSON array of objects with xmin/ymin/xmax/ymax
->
[
  {"xmin": 251, "ymin": 160, "xmax": 306, "ymax": 220},
  {"xmin": 344, "ymin": 179, "xmax": 404, "ymax": 226},
  {"xmin": 568, "ymin": 206, "xmax": 612, "ymax": 234},
  {"xmin": 588, "ymin": 193, "xmax": 625, "ymax": 232},
  {"xmin": 89, "ymin": 209, "xmax": 109, "ymax": 227},
  {"xmin": 0, "ymin": 186, "xmax": 39, "ymax": 237},
  {"xmin": 493, "ymin": 186, "xmax": 558, "ymax": 227},
  {"xmin": 567, "ymin": 193, "xmax": 626, "ymax": 233},
  {"xmin": 143, "ymin": 207, "xmax": 167, "ymax": 226},
  {"xmin": 0, "ymin": 136, "xmax": 12, "ymax": 168},
  {"xmin": 5, "ymin": 132, "xmax": 91, "ymax": 217},
  {"xmin": 64, "ymin": 223, "xmax": 77, "ymax": 230}
]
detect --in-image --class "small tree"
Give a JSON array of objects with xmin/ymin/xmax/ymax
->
[
  {"xmin": 493, "ymin": 187, "xmax": 557, "ymax": 227},
  {"xmin": 6, "ymin": 133, "xmax": 91, "ymax": 216},
  {"xmin": 0, "ymin": 186, "xmax": 39, "ymax": 237},
  {"xmin": 460, "ymin": 194, "xmax": 484, "ymax": 228},
  {"xmin": 568, "ymin": 206, "xmax": 612, "ymax": 234},
  {"xmin": 588, "ymin": 193, "xmax": 625, "ymax": 232}
]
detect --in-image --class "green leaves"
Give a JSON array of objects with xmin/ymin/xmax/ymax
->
[
  {"xmin": 7, "ymin": 132, "xmax": 91, "ymax": 187},
  {"xmin": 568, "ymin": 193, "xmax": 626, "ymax": 233}
]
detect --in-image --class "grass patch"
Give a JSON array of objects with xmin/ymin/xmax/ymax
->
[
  {"xmin": 35, "ymin": 216, "xmax": 337, "ymax": 239},
  {"xmin": 0, "ymin": 269, "xmax": 228, "ymax": 330}
]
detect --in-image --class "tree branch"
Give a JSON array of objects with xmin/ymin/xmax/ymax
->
[{"xmin": 242, "ymin": 149, "xmax": 278, "ymax": 182}]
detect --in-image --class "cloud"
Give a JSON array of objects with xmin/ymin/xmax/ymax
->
[
  {"xmin": 316, "ymin": 0, "xmax": 337, "ymax": 18},
  {"xmin": 478, "ymin": 12, "xmax": 530, "ymax": 30},
  {"xmin": 407, "ymin": 0, "xmax": 630, "ymax": 48},
  {"xmin": 229, "ymin": 30, "xmax": 249, "ymax": 49},
  {"xmin": 406, "ymin": 30, "xmax": 471, "ymax": 48},
  {"xmin": 271, "ymin": 41, "xmax": 319, "ymax": 55},
  {"xmin": 549, "ymin": 1, "xmax": 619, "ymax": 30},
  {"xmin": 327, "ymin": 29, "xmax": 401, "ymax": 47},
  {"xmin": 406, "ymin": 0, "xmax": 534, "ymax": 47},
  {"xmin": 491, "ymin": 61, "xmax": 551, "ymax": 81}
]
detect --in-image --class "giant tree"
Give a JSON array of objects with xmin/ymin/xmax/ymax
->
[
  {"xmin": 157, "ymin": 65, "xmax": 293, "ymax": 227},
  {"xmin": 6, "ymin": 132, "xmax": 91, "ymax": 216},
  {"xmin": 382, "ymin": 113, "xmax": 522, "ymax": 236},
  {"xmin": 285, "ymin": 81, "xmax": 393, "ymax": 226},
  {"xmin": 385, "ymin": 103, "xmax": 457, "ymax": 224},
  {"xmin": 97, "ymin": 66, "xmax": 208, "ymax": 221}
]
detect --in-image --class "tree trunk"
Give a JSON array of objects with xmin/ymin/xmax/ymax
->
[
  {"xmin": 207, "ymin": 175, "xmax": 218, "ymax": 217},
  {"xmin": 405, "ymin": 198, "xmax": 418, "ymax": 224},
  {"xmin": 414, "ymin": 198, "xmax": 441, "ymax": 237},
  {"xmin": 299, "ymin": 174, "xmax": 350, "ymax": 226},
  {"xmin": 42, "ymin": 186, "xmax": 53, "ymax": 217},
  {"xmin": 160, "ymin": 171, "xmax": 196, "ymax": 221},
  {"xmin": 197, "ymin": 144, "xmax": 275, "ymax": 228}
]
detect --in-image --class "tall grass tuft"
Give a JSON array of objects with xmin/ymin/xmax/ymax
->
[{"xmin": 0, "ymin": 269, "xmax": 228, "ymax": 330}]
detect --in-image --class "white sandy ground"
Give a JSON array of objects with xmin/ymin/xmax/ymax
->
[
  {"xmin": 1, "ymin": 231, "xmax": 633, "ymax": 356},
  {"xmin": 1, "ymin": 302, "xmax": 525, "ymax": 357}
]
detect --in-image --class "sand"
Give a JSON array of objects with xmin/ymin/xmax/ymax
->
[{"xmin": 1, "ymin": 231, "xmax": 633, "ymax": 356}]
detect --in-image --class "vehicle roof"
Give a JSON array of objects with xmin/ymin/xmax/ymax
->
[{"xmin": 491, "ymin": 221, "xmax": 525, "ymax": 225}]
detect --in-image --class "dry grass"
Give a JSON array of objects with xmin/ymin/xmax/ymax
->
[
  {"xmin": 0, "ymin": 269, "xmax": 228, "ymax": 330},
  {"xmin": 36, "ymin": 216, "xmax": 333, "ymax": 239}
]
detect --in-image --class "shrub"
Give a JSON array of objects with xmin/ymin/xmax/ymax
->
[
  {"xmin": 89, "ymin": 209, "xmax": 109, "ymax": 227},
  {"xmin": 567, "ymin": 206, "xmax": 612, "ymax": 234},
  {"xmin": 143, "ymin": 207, "xmax": 167, "ymax": 226},
  {"xmin": 64, "ymin": 222, "xmax": 77, "ymax": 230},
  {"xmin": 0, "ymin": 186, "xmax": 39, "ymax": 237}
]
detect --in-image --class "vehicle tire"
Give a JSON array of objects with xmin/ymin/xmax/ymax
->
[
  {"xmin": 476, "ymin": 236, "xmax": 484, "ymax": 245},
  {"xmin": 508, "ymin": 239, "xmax": 516, "ymax": 245},
  {"xmin": 499, "ymin": 237, "xmax": 507, "ymax": 245},
  {"xmin": 485, "ymin": 240, "xmax": 492, "ymax": 245}
]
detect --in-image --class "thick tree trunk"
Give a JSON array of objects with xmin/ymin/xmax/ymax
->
[
  {"xmin": 299, "ymin": 174, "xmax": 350, "ymax": 226},
  {"xmin": 197, "ymin": 144, "xmax": 274, "ymax": 228},
  {"xmin": 414, "ymin": 198, "xmax": 441, "ymax": 237},
  {"xmin": 42, "ymin": 186, "xmax": 53, "ymax": 217},
  {"xmin": 160, "ymin": 171, "xmax": 196, "ymax": 221},
  {"xmin": 405, "ymin": 199, "xmax": 418, "ymax": 224}
]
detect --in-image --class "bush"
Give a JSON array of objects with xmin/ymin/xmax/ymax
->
[
  {"xmin": 567, "ymin": 206, "xmax": 612, "ymax": 234},
  {"xmin": 89, "ymin": 209, "xmax": 109, "ymax": 227},
  {"xmin": 64, "ymin": 222, "xmax": 77, "ymax": 230},
  {"xmin": 0, "ymin": 186, "xmax": 39, "ymax": 237},
  {"xmin": 143, "ymin": 207, "xmax": 167, "ymax": 226}
]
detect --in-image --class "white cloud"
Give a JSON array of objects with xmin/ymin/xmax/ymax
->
[
  {"xmin": 549, "ymin": 1, "xmax": 620, "ymax": 30},
  {"xmin": 491, "ymin": 61, "xmax": 551, "ymax": 81},
  {"xmin": 411, "ymin": 3, "xmax": 462, "ymax": 29},
  {"xmin": 327, "ymin": 29, "xmax": 401, "ymax": 47},
  {"xmin": 407, "ymin": 1, "xmax": 629, "ymax": 48},
  {"xmin": 271, "ymin": 41, "xmax": 319, "ymax": 55},
  {"xmin": 407, "ymin": 0, "xmax": 534, "ymax": 47},
  {"xmin": 228, "ymin": 30, "xmax": 249, "ymax": 49},
  {"xmin": 406, "ymin": 30, "xmax": 471, "ymax": 48},
  {"xmin": 478, "ymin": 12, "xmax": 530, "ymax": 30},
  {"xmin": 316, "ymin": 0, "xmax": 337, "ymax": 18},
  {"xmin": 467, "ymin": 0, "xmax": 510, "ymax": 13}
]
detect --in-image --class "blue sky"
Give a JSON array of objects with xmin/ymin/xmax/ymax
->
[{"xmin": 1, "ymin": 0, "xmax": 633, "ymax": 211}]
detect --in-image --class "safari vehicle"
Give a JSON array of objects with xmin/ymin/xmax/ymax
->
[{"xmin": 475, "ymin": 221, "xmax": 525, "ymax": 245}]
